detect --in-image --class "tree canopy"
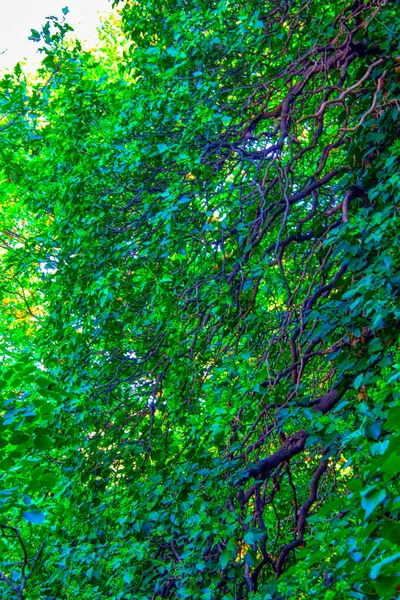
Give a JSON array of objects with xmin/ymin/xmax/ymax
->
[{"xmin": 0, "ymin": 0, "xmax": 400, "ymax": 598}]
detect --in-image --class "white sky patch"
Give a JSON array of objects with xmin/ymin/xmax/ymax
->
[{"xmin": 0, "ymin": 0, "xmax": 112, "ymax": 72}]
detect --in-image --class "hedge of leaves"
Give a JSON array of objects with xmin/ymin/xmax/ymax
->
[{"xmin": 0, "ymin": 1, "xmax": 399, "ymax": 598}]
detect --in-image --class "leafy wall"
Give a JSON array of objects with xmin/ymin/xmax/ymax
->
[{"xmin": 0, "ymin": 1, "xmax": 399, "ymax": 598}]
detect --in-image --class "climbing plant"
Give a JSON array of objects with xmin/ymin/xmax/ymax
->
[{"xmin": 0, "ymin": 0, "xmax": 399, "ymax": 598}]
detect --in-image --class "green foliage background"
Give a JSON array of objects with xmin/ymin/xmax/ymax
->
[{"xmin": 0, "ymin": 1, "xmax": 399, "ymax": 598}]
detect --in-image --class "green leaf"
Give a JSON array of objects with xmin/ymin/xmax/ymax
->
[
  {"xmin": 9, "ymin": 432, "xmax": 30, "ymax": 445},
  {"xmin": 40, "ymin": 473, "xmax": 59, "ymax": 489},
  {"xmin": 123, "ymin": 569, "xmax": 135, "ymax": 584},
  {"xmin": 374, "ymin": 576, "xmax": 400, "ymax": 600},
  {"xmin": 219, "ymin": 549, "xmax": 231, "ymax": 569},
  {"xmin": 361, "ymin": 488, "xmax": 386, "ymax": 518},
  {"xmin": 370, "ymin": 553, "xmax": 400, "ymax": 580},
  {"xmin": 28, "ymin": 29, "xmax": 41, "ymax": 42},
  {"xmin": 244, "ymin": 529, "xmax": 265, "ymax": 545},
  {"xmin": 244, "ymin": 549, "xmax": 257, "ymax": 565},
  {"xmin": 386, "ymin": 407, "xmax": 400, "ymax": 430},
  {"xmin": 23, "ymin": 510, "xmax": 45, "ymax": 524},
  {"xmin": 34, "ymin": 435, "xmax": 53, "ymax": 450}
]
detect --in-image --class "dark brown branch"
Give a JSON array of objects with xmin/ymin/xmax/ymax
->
[
  {"xmin": 242, "ymin": 430, "xmax": 309, "ymax": 483},
  {"xmin": 275, "ymin": 458, "xmax": 328, "ymax": 576}
]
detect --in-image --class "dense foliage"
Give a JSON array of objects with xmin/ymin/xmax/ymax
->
[{"xmin": 0, "ymin": 0, "xmax": 400, "ymax": 598}]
